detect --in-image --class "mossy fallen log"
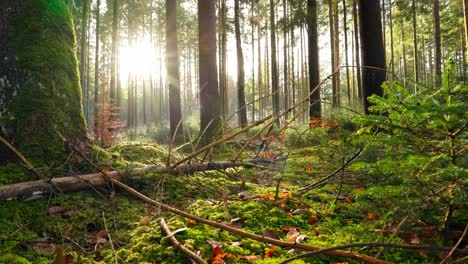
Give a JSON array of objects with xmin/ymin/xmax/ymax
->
[{"xmin": 0, "ymin": 158, "xmax": 275, "ymax": 200}]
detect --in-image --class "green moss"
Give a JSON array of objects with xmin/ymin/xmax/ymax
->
[{"xmin": 3, "ymin": 0, "xmax": 87, "ymax": 168}]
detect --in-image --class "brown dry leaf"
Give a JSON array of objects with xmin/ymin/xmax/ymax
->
[
  {"xmin": 32, "ymin": 242, "xmax": 56, "ymax": 254},
  {"xmin": 48, "ymin": 206, "xmax": 66, "ymax": 215},
  {"xmin": 286, "ymin": 229, "xmax": 299, "ymax": 242},
  {"xmin": 292, "ymin": 209, "xmax": 309, "ymax": 215},
  {"xmin": 265, "ymin": 247, "xmax": 276, "ymax": 258},
  {"xmin": 95, "ymin": 229, "xmax": 109, "ymax": 239},
  {"xmin": 262, "ymin": 229, "xmax": 280, "ymax": 240},
  {"xmin": 366, "ymin": 212, "xmax": 379, "ymax": 220},
  {"xmin": 307, "ymin": 214, "xmax": 318, "ymax": 225}
]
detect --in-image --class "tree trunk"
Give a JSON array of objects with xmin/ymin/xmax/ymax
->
[
  {"xmin": 389, "ymin": 0, "xmax": 394, "ymax": 79},
  {"xmin": 0, "ymin": 0, "xmax": 88, "ymax": 166},
  {"xmin": 110, "ymin": 0, "xmax": 118, "ymax": 103},
  {"xmin": 401, "ymin": 16, "xmax": 407, "ymax": 85},
  {"xmin": 308, "ymin": 0, "xmax": 321, "ymax": 119},
  {"xmin": 270, "ymin": 0, "xmax": 280, "ymax": 125},
  {"xmin": 333, "ymin": 0, "xmax": 340, "ymax": 107},
  {"xmin": 219, "ymin": 0, "xmax": 228, "ymax": 120},
  {"xmin": 251, "ymin": 0, "xmax": 256, "ymax": 122},
  {"xmin": 352, "ymin": 0, "xmax": 362, "ymax": 99},
  {"xmin": 198, "ymin": 0, "xmax": 221, "ymax": 144},
  {"xmin": 283, "ymin": 0, "xmax": 289, "ymax": 119},
  {"xmin": 328, "ymin": 0, "xmax": 338, "ymax": 107},
  {"xmin": 80, "ymin": 0, "xmax": 89, "ymax": 109},
  {"xmin": 412, "ymin": 0, "xmax": 419, "ymax": 86},
  {"xmin": 94, "ymin": 0, "xmax": 100, "ymax": 135},
  {"xmin": 257, "ymin": 8, "xmax": 263, "ymax": 119},
  {"xmin": 464, "ymin": 0, "xmax": 468, "ymax": 52},
  {"xmin": 235, "ymin": 0, "xmax": 248, "ymax": 127},
  {"xmin": 166, "ymin": 0, "xmax": 184, "ymax": 140},
  {"xmin": 358, "ymin": 0, "xmax": 386, "ymax": 114},
  {"xmin": 343, "ymin": 0, "xmax": 351, "ymax": 103},
  {"xmin": 433, "ymin": 0, "xmax": 441, "ymax": 86},
  {"xmin": 0, "ymin": 158, "xmax": 276, "ymax": 200}
]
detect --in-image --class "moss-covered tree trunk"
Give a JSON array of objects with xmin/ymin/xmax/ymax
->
[{"xmin": 0, "ymin": 0, "xmax": 88, "ymax": 166}]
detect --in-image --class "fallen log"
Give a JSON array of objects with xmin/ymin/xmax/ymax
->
[{"xmin": 0, "ymin": 158, "xmax": 277, "ymax": 200}]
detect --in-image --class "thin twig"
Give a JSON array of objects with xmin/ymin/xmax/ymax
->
[
  {"xmin": 280, "ymin": 242, "xmax": 466, "ymax": 264},
  {"xmin": 160, "ymin": 218, "xmax": 207, "ymax": 264},
  {"xmin": 102, "ymin": 212, "xmax": 118, "ymax": 264},
  {"xmin": 299, "ymin": 148, "xmax": 363, "ymax": 192}
]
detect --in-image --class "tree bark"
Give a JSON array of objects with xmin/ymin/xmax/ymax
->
[
  {"xmin": 352, "ymin": 0, "xmax": 362, "ymax": 99},
  {"xmin": 328, "ymin": 0, "xmax": 338, "ymax": 107},
  {"xmin": 198, "ymin": 0, "xmax": 221, "ymax": 144},
  {"xmin": 94, "ymin": 0, "xmax": 100, "ymax": 134},
  {"xmin": 343, "ymin": 0, "xmax": 351, "ymax": 103},
  {"xmin": 219, "ymin": 0, "xmax": 228, "ymax": 120},
  {"xmin": 166, "ymin": 0, "xmax": 184, "ymax": 140},
  {"xmin": 433, "ymin": 0, "xmax": 441, "ymax": 86},
  {"xmin": 0, "ymin": 159, "xmax": 272, "ymax": 200},
  {"xmin": 308, "ymin": 0, "xmax": 321, "ymax": 119},
  {"xmin": 333, "ymin": 0, "xmax": 340, "ymax": 107},
  {"xmin": 110, "ymin": 0, "xmax": 118, "ymax": 103},
  {"xmin": 270, "ymin": 0, "xmax": 280, "ymax": 125},
  {"xmin": 464, "ymin": 0, "xmax": 468, "ymax": 53},
  {"xmin": 235, "ymin": 0, "xmax": 248, "ymax": 127},
  {"xmin": 358, "ymin": 0, "xmax": 386, "ymax": 114},
  {"xmin": 0, "ymin": 0, "xmax": 88, "ymax": 166},
  {"xmin": 283, "ymin": 0, "xmax": 289, "ymax": 119},
  {"xmin": 411, "ymin": 0, "xmax": 419, "ymax": 86}
]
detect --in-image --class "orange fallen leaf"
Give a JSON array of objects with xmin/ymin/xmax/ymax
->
[
  {"xmin": 306, "ymin": 166, "xmax": 313, "ymax": 173},
  {"xmin": 366, "ymin": 212, "xmax": 379, "ymax": 220},
  {"xmin": 307, "ymin": 214, "xmax": 318, "ymax": 225},
  {"xmin": 312, "ymin": 228, "xmax": 321, "ymax": 236},
  {"xmin": 287, "ymin": 212, "xmax": 293, "ymax": 217},
  {"xmin": 262, "ymin": 151, "xmax": 268, "ymax": 159},
  {"xmin": 265, "ymin": 247, "xmax": 276, "ymax": 258}
]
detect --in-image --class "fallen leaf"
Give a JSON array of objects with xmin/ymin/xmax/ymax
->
[
  {"xmin": 296, "ymin": 234, "xmax": 307, "ymax": 243},
  {"xmin": 187, "ymin": 220, "xmax": 195, "ymax": 227},
  {"xmin": 239, "ymin": 255, "xmax": 262, "ymax": 261},
  {"xmin": 292, "ymin": 209, "xmax": 309, "ymax": 215},
  {"xmin": 212, "ymin": 246, "xmax": 223, "ymax": 257},
  {"xmin": 312, "ymin": 228, "xmax": 321, "ymax": 236},
  {"xmin": 307, "ymin": 214, "xmax": 318, "ymax": 225},
  {"xmin": 282, "ymin": 226, "xmax": 297, "ymax": 232},
  {"xmin": 95, "ymin": 229, "xmax": 109, "ymax": 239},
  {"xmin": 287, "ymin": 212, "xmax": 293, "ymax": 217},
  {"xmin": 48, "ymin": 206, "xmax": 66, "ymax": 215},
  {"xmin": 265, "ymin": 247, "xmax": 276, "ymax": 258},
  {"xmin": 366, "ymin": 212, "xmax": 379, "ymax": 220},
  {"xmin": 306, "ymin": 166, "xmax": 313, "ymax": 174},
  {"xmin": 32, "ymin": 242, "xmax": 55, "ymax": 254},
  {"xmin": 65, "ymin": 254, "xmax": 73, "ymax": 264},
  {"xmin": 287, "ymin": 229, "xmax": 299, "ymax": 242},
  {"xmin": 262, "ymin": 229, "xmax": 280, "ymax": 240}
]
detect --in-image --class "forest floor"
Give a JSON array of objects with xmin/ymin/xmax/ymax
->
[{"xmin": 0, "ymin": 121, "xmax": 466, "ymax": 264}]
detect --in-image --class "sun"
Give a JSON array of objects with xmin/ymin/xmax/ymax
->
[{"xmin": 119, "ymin": 39, "xmax": 154, "ymax": 81}]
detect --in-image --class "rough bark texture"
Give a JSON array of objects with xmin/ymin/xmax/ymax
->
[
  {"xmin": 411, "ymin": 0, "xmax": 419, "ymax": 84},
  {"xmin": 352, "ymin": 0, "xmax": 362, "ymax": 99},
  {"xmin": 235, "ymin": 0, "xmax": 248, "ymax": 128},
  {"xmin": 166, "ymin": 0, "xmax": 184, "ymax": 140},
  {"xmin": 0, "ymin": 0, "xmax": 88, "ymax": 166},
  {"xmin": 307, "ymin": 0, "xmax": 321, "ymax": 119},
  {"xmin": 358, "ymin": 0, "xmax": 386, "ymax": 114},
  {"xmin": 270, "ymin": 0, "xmax": 280, "ymax": 124},
  {"xmin": 433, "ymin": 0, "xmax": 441, "ymax": 86},
  {"xmin": 328, "ymin": 0, "xmax": 338, "ymax": 107},
  {"xmin": 464, "ymin": 0, "xmax": 468, "ymax": 52},
  {"xmin": 0, "ymin": 159, "xmax": 269, "ymax": 200},
  {"xmin": 198, "ymin": 0, "xmax": 221, "ymax": 144},
  {"xmin": 110, "ymin": 0, "xmax": 119, "ymax": 103}
]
